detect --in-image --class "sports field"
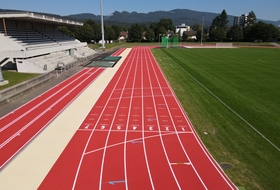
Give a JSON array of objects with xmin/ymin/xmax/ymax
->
[{"xmin": 152, "ymin": 47, "xmax": 280, "ymax": 189}]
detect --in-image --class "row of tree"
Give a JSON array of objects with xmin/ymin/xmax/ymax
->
[
  {"xmin": 209, "ymin": 10, "xmax": 280, "ymax": 42},
  {"xmin": 60, "ymin": 10, "xmax": 280, "ymax": 43},
  {"xmin": 60, "ymin": 19, "xmax": 126, "ymax": 44}
]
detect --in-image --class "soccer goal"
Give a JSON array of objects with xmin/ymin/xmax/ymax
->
[{"xmin": 216, "ymin": 43, "xmax": 233, "ymax": 48}]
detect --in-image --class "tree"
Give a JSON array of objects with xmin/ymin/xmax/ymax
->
[
  {"xmin": 210, "ymin": 10, "xmax": 229, "ymax": 29},
  {"xmin": 245, "ymin": 11, "xmax": 256, "ymax": 28},
  {"xmin": 84, "ymin": 19, "xmax": 96, "ymax": 29},
  {"xmin": 251, "ymin": 21, "xmax": 280, "ymax": 42},
  {"xmin": 59, "ymin": 26, "xmax": 75, "ymax": 38},
  {"xmin": 75, "ymin": 23, "xmax": 94, "ymax": 43},
  {"xmin": 157, "ymin": 25, "xmax": 167, "ymax": 41},
  {"xmin": 242, "ymin": 11, "xmax": 257, "ymax": 41},
  {"xmin": 154, "ymin": 18, "xmax": 174, "ymax": 42},
  {"xmin": 209, "ymin": 10, "xmax": 229, "ymax": 41},
  {"xmin": 149, "ymin": 22, "xmax": 158, "ymax": 42},
  {"xmin": 157, "ymin": 18, "xmax": 174, "ymax": 31},
  {"xmin": 268, "ymin": 24, "xmax": 280, "ymax": 40},
  {"xmin": 227, "ymin": 25, "xmax": 243, "ymax": 41},
  {"xmin": 219, "ymin": 10, "xmax": 229, "ymax": 29},
  {"xmin": 111, "ymin": 25, "xmax": 121, "ymax": 40},
  {"xmin": 145, "ymin": 29, "xmax": 155, "ymax": 42},
  {"xmin": 128, "ymin": 23, "xmax": 142, "ymax": 42},
  {"xmin": 92, "ymin": 23, "xmax": 101, "ymax": 43},
  {"xmin": 105, "ymin": 26, "xmax": 115, "ymax": 42},
  {"xmin": 192, "ymin": 23, "xmax": 202, "ymax": 42},
  {"xmin": 251, "ymin": 21, "xmax": 270, "ymax": 41},
  {"xmin": 210, "ymin": 27, "xmax": 226, "ymax": 41},
  {"xmin": 182, "ymin": 32, "xmax": 189, "ymax": 42}
]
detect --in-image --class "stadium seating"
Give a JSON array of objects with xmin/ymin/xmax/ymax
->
[{"xmin": 0, "ymin": 17, "xmax": 96, "ymax": 73}]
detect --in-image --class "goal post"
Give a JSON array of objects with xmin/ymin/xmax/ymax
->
[{"xmin": 216, "ymin": 43, "xmax": 233, "ymax": 48}]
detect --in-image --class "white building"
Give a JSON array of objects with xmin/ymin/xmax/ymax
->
[
  {"xmin": 0, "ymin": 12, "xmax": 96, "ymax": 73},
  {"xmin": 175, "ymin": 23, "xmax": 191, "ymax": 37}
]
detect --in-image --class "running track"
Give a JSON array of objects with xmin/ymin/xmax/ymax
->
[
  {"xmin": 0, "ymin": 67, "xmax": 104, "ymax": 169},
  {"xmin": 39, "ymin": 47, "xmax": 237, "ymax": 189}
]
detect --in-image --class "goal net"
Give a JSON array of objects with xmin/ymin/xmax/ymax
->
[{"xmin": 216, "ymin": 43, "xmax": 233, "ymax": 48}]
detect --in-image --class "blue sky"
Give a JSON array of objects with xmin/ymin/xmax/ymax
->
[{"xmin": 1, "ymin": 0, "xmax": 279, "ymax": 21}]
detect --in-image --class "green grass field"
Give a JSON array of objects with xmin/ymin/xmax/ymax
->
[
  {"xmin": 0, "ymin": 71, "xmax": 39, "ymax": 91},
  {"xmin": 152, "ymin": 47, "xmax": 280, "ymax": 190}
]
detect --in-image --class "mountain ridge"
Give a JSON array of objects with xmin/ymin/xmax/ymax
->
[
  {"xmin": 66, "ymin": 9, "xmax": 280, "ymax": 27},
  {"xmin": 1, "ymin": 8, "xmax": 279, "ymax": 27}
]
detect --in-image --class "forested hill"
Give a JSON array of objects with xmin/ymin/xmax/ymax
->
[
  {"xmin": 1, "ymin": 8, "xmax": 279, "ymax": 27},
  {"xmin": 66, "ymin": 9, "xmax": 280, "ymax": 27},
  {"xmin": 67, "ymin": 9, "xmax": 232, "ymax": 26}
]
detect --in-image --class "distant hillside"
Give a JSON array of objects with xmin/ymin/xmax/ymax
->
[
  {"xmin": 67, "ymin": 9, "xmax": 228, "ymax": 26},
  {"xmin": 1, "ymin": 8, "xmax": 279, "ymax": 27},
  {"xmin": 66, "ymin": 9, "xmax": 280, "ymax": 27}
]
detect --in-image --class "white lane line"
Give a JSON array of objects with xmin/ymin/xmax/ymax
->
[
  {"xmin": 141, "ymin": 47, "xmax": 155, "ymax": 190},
  {"xmin": 0, "ymin": 68, "xmax": 102, "ymax": 149},
  {"xmin": 85, "ymin": 132, "xmax": 185, "ymax": 155},
  {"xmin": 152, "ymin": 50, "xmax": 236, "ymax": 189},
  {"xmin": 0, "ymin": 68, "xmax": 98, "ymax": 132},
  {"xmin": 123, "ymin": 48, "xmax": 138, "ymax": 190},
  {"xmin": 98, "ymin": 48, "xmax": 136, "ymax": 190},
  {"xmin": 145, "ymin": 47, "xmax": 181, "ymax": 189},
  {"xmin": 71, "ymin": 50, "xmax": 134, "ymax": 190},
  {"xmin": 150, "ymin": 49, "xmax": 208, "ymax": 188}
]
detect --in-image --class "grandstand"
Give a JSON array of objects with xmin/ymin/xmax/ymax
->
[{"xmin": 0, "ymin": 12, "xmax": 97, "ymax": 73}]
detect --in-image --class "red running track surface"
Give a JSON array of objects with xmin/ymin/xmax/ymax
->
[
  {"xmin": 112, "ymin": 48, "xmax": 126, "ymax": 56},
  {"xmin": 0, "ymin": 67, "xmax": 104, "ymax": 169},
  {"xmin": 39, "ymin": 47, "xmax": 237, "ymax": 189}
]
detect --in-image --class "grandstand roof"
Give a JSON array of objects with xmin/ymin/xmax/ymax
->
[{"xmin": 0, "ymin": 12, "xmax": 83, "ymax": 26}]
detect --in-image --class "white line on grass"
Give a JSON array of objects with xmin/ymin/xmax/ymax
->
[{"xmin": 159, "ymin": 50, "xmax": 280, "ymax": 152}]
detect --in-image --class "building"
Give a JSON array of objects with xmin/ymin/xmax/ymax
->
[
  {"xmin": 175, "ymin": 23, "xmax": 191, "ymax": 37},
  {"xmin": 233, "ymin": 14, "xmax": 248, "ymax": 27},
  {"xmin": 0, "ymin": 12, "xmax": 96, "ymax": 73},
  {"xmin": 119, "ymin": 31, "xmax": 128, "ymax": 41},
  {"xmin": 184, "ymin": 31, "xmax": 197, "ymax": 40}
]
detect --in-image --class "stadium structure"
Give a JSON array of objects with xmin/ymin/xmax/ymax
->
[{"xmin": 0, "ymin": 12, "xmax": 96, "ymax": 73}]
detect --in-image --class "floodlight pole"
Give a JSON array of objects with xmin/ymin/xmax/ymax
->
[
  {"xmin": 100, "ymin": 0, "xmax": 105, "ymax": 48},
  {"xmin": 201, "ymin": 15, "xmax": 204, "ymax": 45}
]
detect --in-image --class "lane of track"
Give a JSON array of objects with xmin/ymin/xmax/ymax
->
[
  {"xmin": 39, "ymin": 47, "xmax": 136, "ymax": 189},
  {"xmin": 0, "ymin": 67, "xmax": 104, "ymax": 169},
  {"xmin": 39, "ymin": 46, "xmax": 237, "ymax": 189},
  {"xmin": 112, "ymin": 48, "xmax": 126, "ymax": 56},
  {"xmin": 145, "ymin": 47, "xmax": 236, "ymax": 189}
]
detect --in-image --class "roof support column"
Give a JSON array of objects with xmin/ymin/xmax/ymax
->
[{"xmin": 2, "ymin": 18, "xmax": 7, "ymax": 36}]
